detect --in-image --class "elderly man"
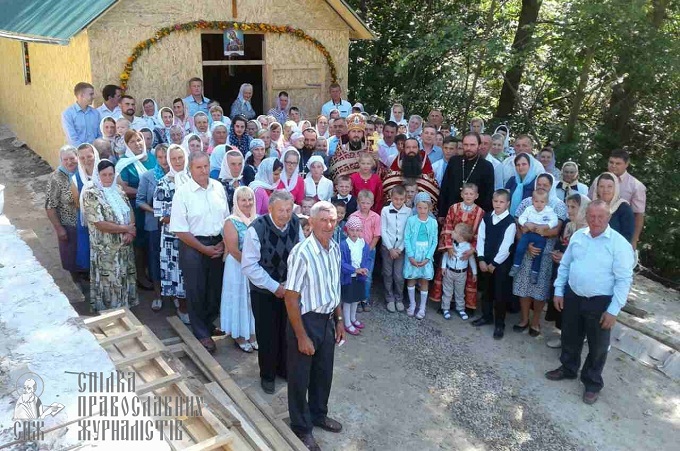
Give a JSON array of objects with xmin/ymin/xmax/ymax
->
[
  {"xmin": 382, "ymin": 137, "xmax": 439, "ymax": 207},
  {"xmin": 438, "ymin": 132, "xmax": 495, "ymax": 216},
  {"xmin": 119, "ymin": 95, "xmax": 147, "ymax": 130},
  {"xmin": 170, "ymin": 151, "xmax": 230, "ymax": 352},
  {"xmin": 321, "ymin": 83, "xmax": 352, "ymax": 118},
  {"xmin": 427, "ymin": 108, "xmax": 444, "ymax": 131},
  {"xmin": 328, "ymin": 113, "xmax": 370, "ymax": 180},
  {"xmin": 242, "ymin": 191, "xmax": 303, "ymax": 394},
  {"xmin": 546, "ymin": 200, "xmax": 634, "ymax": 404},
  {"xmin": 327, "ymin": 117, "xmax": 348, "ymax": 158},
  {"xmin": 97, "ymin": 84, "xmax": 122, "ymax": 119},
  {"xmin": 62, "ymin": 82, "xmax": 100, "ymax": 145},
  {"xmin": 285, "ymin": 201, "xmax": 344, "ymax": 450},
  {"xmin": 183, "ymin": 77, "xmax": 211, "ymax": 116},
  {"xmin": 479, "ymin": 133, "xmax": 504, "ymax": 190}
]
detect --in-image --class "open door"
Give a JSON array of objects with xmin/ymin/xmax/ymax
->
[{"xmin": 267, "ymin": 63, "xmax": 325, "ymax": 120}]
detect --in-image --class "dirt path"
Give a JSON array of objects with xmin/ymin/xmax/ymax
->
[{"xmin": 1, "ymin": 134, "xmax": 678, "ymax": 450}]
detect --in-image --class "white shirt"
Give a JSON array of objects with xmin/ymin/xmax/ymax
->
[
  {"xmin": 304, "ymin": 176, "xmax": 334, "ymax": 201},
  {"xmin": 321, "ymin": 99, "xmax": 352, "ymax": 118},
  {"xmin": 441, "ymin": 241, "xmax": 478, "ymax": 274},
  {"xmin": 380, "ymin": 203, "xmax": 411, "ymax": 251},
  {"xmin": 518, "ymin": 205, "xmax": 558, "ymax": 228},
  {"xmin": 127, "ymin": 115, "xmax": 148, "ymax": 131},
  {"xmin": 476, "ymin": 210, "xmax": 517, "ymax": 265},
  {"xmin": 377, "ymin": 139, "xmax": 398, "ymax": 166},
  {"xmin": 169, "ymin": 178, "xmax": 229, "ymax": 237},
  {"xmin": 346, "ymin": 237, "xmax": 365, "ymax": 272},
  {"xmin": 485, "ymin": 153, "xmax": 504, "ymax": 190},
  {"xmin": 432, "ymin": 159, "xmax": 448, "ymax": 186},
  {"xmin": 97, "ymin": 103, "xmax": 122, "ymax": 119}
]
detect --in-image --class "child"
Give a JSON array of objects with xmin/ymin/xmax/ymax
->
[
  {"xmin": 509, "ymin": 190, "xmax": 558, "ymax": 284},
  {"xmin": 299, "ymin": 216, "xmax": 311, "ymax": 238},
  {"xmin": 331, "ymin": 175, "xmax": 357, "ymax": 216},
  {"xmin": 441, "ymin": 223, "xmax": 478, "ymax": 320},
  {"xmin": 403, "ymin": 179, "xmax": 418, "ymax": 211},
  {"xmin": 304, "ymin": 156, "xmax": 334, "ymax": 201},
  {"xmin": 340, "ymin": 216, "xmax": 373, "ymax": 335},
  {"xmin": 403, "ymin": 192, "xmax": 439, "ymax": 319},
  {"xmin": 113, "ymin": 118, "xmax": 130, "ymax": 158},
  {"xmin": 332, "ymin": 201, "xmax": 347, "ymax": 244},
  {"xmin": 474, "ymin": 189, "xmax": 516, "ymax": 339},
  {"xmin": 349, "ymin": 190, "xmax": 381, "ymax": 311},
  {"xmin": 432, "ymin": 136, "xmax": 458, "ymax": 186},
  {"xmin": 300, "ymin": 196, "xmax": 315, "ymax": 216},
  {"xmin": 350, "ymin": 152, "xmax": 384, "ymax": 214},
  {"xmin": 380, "ymin": 185, "xmax": 411, "ymax": 312},
  {"xmin": 433, "ymin": 183, "xmax": 484, "ymax": 312}
]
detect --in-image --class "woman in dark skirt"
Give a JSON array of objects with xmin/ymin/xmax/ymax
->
[{"xmin": 340, "ymin": 216, "xmax": 374, "ymax": 336}]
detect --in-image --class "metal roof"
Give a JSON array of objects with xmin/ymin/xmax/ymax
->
[{"xmin": 0, "ymin": 0, "xmax": 118, "ymax": 45}]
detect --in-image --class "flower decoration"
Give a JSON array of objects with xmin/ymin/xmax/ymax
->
[{"xmin": 119, "ymin": 21, "xmax": 338, "ymax": 89}]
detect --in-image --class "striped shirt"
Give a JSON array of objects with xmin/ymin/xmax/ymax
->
[{"xmin": 285, "ymin": 234, "xmax": 341, "ymax": 315}]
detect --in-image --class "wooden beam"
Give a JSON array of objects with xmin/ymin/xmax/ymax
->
[
  {"xmin": 113, "ymin": 349, "xmax": 161, "ymax": 368},
  {"xmin": 137, "ymin": 373, "xmax": 182, "ymax": 394},
  {"xmin": 168, "ymin": 317, "xmax": 294, "ymax": 451},
  {"xmin": 97, "ymin": 328, "xmax": 142, "ymax": 347},
  {"xmin": 244, "ymin": 389, "xmax": 308, "ymax": 451},
  {"xmin": 182, "ymin": 433, "xmax": 233, "ymax": 451},
  {"xmin": 83, "ymin": 309, "xmax": 127, "ymax": 327},
  {"xmin": 202, "ymin": 60, "xmax": 265, "ymax": 66}
]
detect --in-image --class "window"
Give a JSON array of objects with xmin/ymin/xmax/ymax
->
[{"xmin": 22, "ymin": 42, "xmax": 31, "ymax": 85}]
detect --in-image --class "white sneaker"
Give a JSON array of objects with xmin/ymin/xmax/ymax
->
[
  {"xmin": 395, "ymin": 301, "xmax": 405, "ymax": 312},
  {"xmin": 407, "ymin": 303, "xmax": 416, "ymax": 317},
  {"xmin": 416, "ymin": 310, "xmax": 426, "ymax": 320},
  {"xmin": 177, "ymin": 310, "xmax": 190, "ymax": 325},
  {"xmin": 546, "ymin": 338, "xmax": 562, "ymax": 348},
  {"xmin": 151, "ymin": 299, "xmax": 162, "ymax": 311}
]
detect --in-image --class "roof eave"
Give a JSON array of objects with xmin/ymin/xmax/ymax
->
[{"xmin": 0, "ymin": 30, "xmax": 69, "ymax": 45}]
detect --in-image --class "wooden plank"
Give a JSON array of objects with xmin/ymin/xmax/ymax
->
[
  {"xmin": 168, "ymin": 317, "xmax": 295, "ymax": 451},
  {"xmin": 245, "ymin": 389, "xmax": 308, "ymax": 451},
  {"xmin": 113, "ymin": 349, "xmax": 161, "ymax": 368},
  {"xmin": 202, "ymin": 60, "xmax": 265, "ymax": 66},
  {"xmin": 162, "ymin": 336, "xmax": 183, "ymax": 346},
  {"xmin": 206, "ymin": 383, "xmax": 272, "ymax": 451},
  {"xmin": 97, "ymin": 328, "xmax": 142, "ymax": 347},
  {"xmin": 179, "ymin": 343, "xmax": 216, "ymax": 383},
  {"xmin": 182, "ymin": 434, "xmax": 233, "ymax": 451},
  {"xmin": 83, "ymin": 309, "xmax": 127, "ymax": 327},
  {"xmin": 137, "ymin": 373, "xmax": 182, "ymax": 394}
]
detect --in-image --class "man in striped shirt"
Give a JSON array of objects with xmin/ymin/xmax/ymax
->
[{"xmin": 284, "ymin": 201, "xmax": 345, "ymax": 450}]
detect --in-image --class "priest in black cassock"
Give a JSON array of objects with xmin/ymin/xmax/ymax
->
[{"xmin": 438, "ymin": 132, "xmax": 495, "ymax": 217}]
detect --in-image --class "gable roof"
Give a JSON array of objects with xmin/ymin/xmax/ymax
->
[{"xmin": 324, "ymin": 0, "xmax": 375, "ymax": 40}]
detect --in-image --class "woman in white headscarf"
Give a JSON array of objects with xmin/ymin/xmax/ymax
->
[
  {"xmin": 141, "ymin": 98, "xmax": 160, "ymax": 130},
  {"xmin": 250, "ymin": 157, "xmax": 284, "ymax": 215},
  {"xmin": 407, "ymin": 114, "xmax": 423, "ymax": 143},
  {"xmin": 556, "ymin": 161, "xmax": 588, "ymax": 201},
  {"xmin": 71, "ymin": 143, "xmax": 100, "ymax": 273},
  {"xmin": 242, "ymin": 139, "xmax": 266, "ymax": 187},
  {"xmin": 219, "ymin": 147, "xmax": 245, "ymax": 211},
  {"xmin": 192, "ymin": 111, "xmax": 212, "ymax": 151},
  {"xmin": 182, "ymin": 133, "xmax": 203, "ymax": 154},
  {"xmin": 304, "ymin": 155, "xmax": 333, "ymax": 201},
  {"xmin": 315, "ymin": 115, "xmax": 330, "ymax": 139},
  {"xmin": 82, "ymin": 159, "xmax": 138, "ymax": 311},
  {"xmin": 172, "ymin": 97, "xmax": 193, "ymax": 134},
  {"xmin": 156, "ymin": 107, "xmax": 175, "ymax": 144},
  {"xmin": 230, "ymin": 83, "xmax": 256, "ymax": 120},
  {"xmin": 494, "ymin": 125, "xmax": 514, "ymax": 157},
  {"xmin": 221, "ymin": 185, "xmax": 258, "ymax": 352},
  {"xmin": 277, "ymin": 147, "xmax": 305, "ymax": 204},
  {"xmin": 389, "ymin": 103, "xmax": 408, "ymax": 126}
]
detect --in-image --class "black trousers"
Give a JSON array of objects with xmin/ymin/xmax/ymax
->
[
  {"xmin": 251, "ymin": 288, "xmax": 288, "ymax": 382},
  {"xmin": 178, "ymin": 237, "xmax": 224, "ymax": 340},
  {"xmin": 560, "ymin": 286, "xmax": 612, "ymax": 393},
  {"xmin": 479, "ymin": 260, "xmax": 512, "ymax": 325},
  {"xmin": 287, "ymin": 312, "xmax": 335, "ymax": 435}
]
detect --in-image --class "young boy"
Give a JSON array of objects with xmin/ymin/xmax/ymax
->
[
  {"xmin": 474, "ymin": 189, "xmax": 517, "ymax": 339},
  {"xmin": 380, "ymin": 185, "xmax": 411, "ymax": 312},
  {"xmin": 509, "ymin": 190, "xmax": 558, "ymax": 284},
  {"xmin": 441, "ymin": 223, "xmax": 478, "ymax": 320},
  {"xmin": 432, "ymin": 136, "xmax": 458, "ymax": 186},
  {"xmin": 332, "ymin": 200, "xmax": 347, "ymax": 244},
  {"xmin": 403, "ymin": 179, "xmax": 418, "ymax": 211},
  {"xmin": 330, "ymin": 175, "xmax": 358, "ymax": 216},
  {"xmin": 299, "ymin": 216, "xmax": 311, "ymax": 238},
  {"xmin": 300, "ymin": 196, "xmax": 316, "ymax": 216}
]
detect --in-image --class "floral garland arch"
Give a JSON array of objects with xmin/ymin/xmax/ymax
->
[{"xmin": 119, "ymin": 20, "xmax": 338, "ymax": 89}]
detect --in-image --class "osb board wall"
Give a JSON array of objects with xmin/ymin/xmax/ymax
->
[
  {"xmin": 0, "ymin": 33, "xmax": 92, "ymax": 167},
  {"xmin": 88, "ymin": 0, "xmax": 351, "ymax": 116}
]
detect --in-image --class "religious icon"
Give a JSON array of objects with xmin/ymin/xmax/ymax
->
[
  {"xmin": 223, "ymin": 29, "xmax": 245, "ymax": 56},
  {"xmin": 366, "ymin": 131, "xmax": 380, "ymax": 152}
]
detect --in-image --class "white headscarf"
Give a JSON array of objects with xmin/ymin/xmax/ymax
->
[
  {"xmin": 99, "ymin": 116, "xmax": 117, "ymax": 141},
  {"xmin": 389, "ymin": 104, "xmax": 408, "ymax": 126},
  {"xmin": 228, "ymin": 186, "xmax": 257, "ymax": 226},
  {"xmin": 279, "ymin": 147, "xmax": 301, "ymax": 192},
  {"xmin": 182, "ymin": 133, "xmax": 202, "ymax": 153},
  {"xmin": 75, "ymin": 143, "xmax": 101, "ymax": 224},
  {"xmin": 219, "ymin": 149, "xmax": 245, "ymax": 183},
  {"xmin": 305, "ymin": 155, "xmax": 328, "ymax": 175},
  {"xmin": 209, "ymin": 121, "xmax": 229, "ymax": 148},
  {"xmin": 156, "ymin": 107, "xmax": 175, "ymax": 142},
  {"xmin": 192, "ymin": 111, "xmax": 212, "ymax": 142},
  {"xmin": 248, "ymin": 157, "xmax": 279, "ymax": 192},
  {"xmin": 494, "ymin": 125, "xmax": 511, "ymax": 151},
  {"xmin": 114, "ymin": 131, "xmax": 149, "ymax": 177},
  {"xmin": 166, "ymin": 144, "xmax": 191, "ymax": 188},
  {"xmin": 93, "ymin": 160, "xmax": 131, "ymax": 225},
  {"xmin": 141, "ymin": 98, "xmax": 160, "ymax": 129}
]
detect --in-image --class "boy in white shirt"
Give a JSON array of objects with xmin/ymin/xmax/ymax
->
[
  {"xmin": 509, "ymin": 191, "xmax": 558, "ymax": 283},
  {"xmin": 380, "ymin": 185, "xmax": 411, "ymax": 312},
  {"xmin": 441, "ymin": 223, "xmax": 478, "ymax": 320}
]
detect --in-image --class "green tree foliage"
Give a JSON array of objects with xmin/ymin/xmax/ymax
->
[{"xmin": 347, "ymin": 0, "xmax": 680, "ymax": 280}]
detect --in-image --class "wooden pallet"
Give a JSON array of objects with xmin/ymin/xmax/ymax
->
[{"xmin": 83, "ymin": 309, "xmax": 249, "ymax": 450}]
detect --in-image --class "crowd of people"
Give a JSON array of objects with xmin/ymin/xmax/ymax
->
[{"xmin": 47, "ymin": 78, "xmax": 645, "ymax": 449}]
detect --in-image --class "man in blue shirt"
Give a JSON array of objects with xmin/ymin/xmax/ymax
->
[
  {"xmin": 420, "ymin": 124, "xmax": 443, "ymax": 164},
  {"xmin": 546, "ymin": 200, "xmax": 634, "ymax": 405},
  {"xmin": 183, "ymin": 77, "xmax": 211, "ymax": 116},
  {"xmin": 61, "ymin": 82, "xmax": 100, "ymax": 145},
  {"xmin": 321, "ymin": 83, "xmax": 352, "ymax": 118}
]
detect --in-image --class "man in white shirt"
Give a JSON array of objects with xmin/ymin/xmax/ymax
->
[
  {"xmin": 546, "ymin": 200, "xmax": 634, "ymax": 405},
  {"xmin": 119, "ymin": 95, "xmax": 147, "ymax": 130},
  {"xmin": 170, "ymin": 151, "xmax": 230, "ymax": 352},
  {"xmin": 97, "ymin": 84, "xmax": 122, "ymax": 119},
  {"xmin": 377, "ymin": 120, "xmax": 398, "ymax": 166},
  {"xmin": 321, "ymin": 83, "xmax": 352, "ymax": 118}
]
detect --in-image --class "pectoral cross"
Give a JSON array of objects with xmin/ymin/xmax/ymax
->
[{"xmin": 232, "ymin": 0, "xmax": 238, "ymax": 18}]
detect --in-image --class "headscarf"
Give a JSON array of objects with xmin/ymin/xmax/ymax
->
[
  {"xmin": 248, "ymin": 157, "xmax": 279, "ymax": 192},
  {"xmin": 169, "ymin": 125, "xmax": 185, "ymax": 144},
  {"xmin": 141, "ymin": 98, "xmax": 160, "ymax": 129},
  {"xmin": 540, "ymin": 147, "xmax": 561, "ymax": 179},
  {"xmin": 249, "ymin": 138, "xmax": 265, "ymax": 152},
  {"xmin": 192, "ymin": 111, "xmax": 212, "ymax": 147},
  {"xmin": 389, "ymin": 104, "xmax": 408, "ymax": 126},
  {"xmin": 152, "ymin": 145, "xmax": 168, "ymax": 182},
  {"xmin": 173, "ymin": 98, "xmax": 193, "ymax": 132},
  {"xmin": 275, "ymin": 93, "xmax": 291, "ymax": 116},
  {"xmin": 592, "ymin": 172, "xmax": 628, "ymax": 214},
  {"xmin": 247, "ymin": 120, "xmax": 262, "ymax": 136},
  {"xmin": 228, "ymin": 186, "xmax": 257, "ymax": 226},
  {"xmin": 219, "ymin": 149, "xmax": 245, "ymax": 183},
  {"xmin": 346, "ymin": 215, "xmax": 363, "ymax": 231},
  {"xmin": 407, "ymin": 115, "xmax": 423, "ymax": 138},
  {"xmin": 279, "ymin": 147, "xmax": 301, "ymax": 192},
  {"xmin": 99, "ymin": 116, "xmax": 117, "ymax": 140},
  {"xmin": 414, "ymin": 192, "xmax": 432, "ymax": 206},
  {"xmin": 564, "ymin": 193, "xmax": 590, "ymax": 239},
  {"xmin": 209, "ymin": 121, "xmax": 229, "ymax": 148},
  {"xmin": 289, "ymin": 131, "xmax": 303, "ymax": 147},
  {"xmin": 57, "ymin": 145, "xmax": 78, "ymax": 177},
  {"xmin": 167, "ymin": 144, "xmax": 191, "ymax": 188},
  {"xmin": 182, "ymin": 133, "xmax": 202, "ymax": 153},
  {"xmin": 509, "ymin": 154, "xmax": 541, "ymax": 216},
  {"xmin": 535, "ymin": 172, "xmax": 560, "ymax": 207},
  {"xmin": 558, "ymin": 161, "xmax": 581, "ymax": 198},
  {"xmin": 315, "ymin": 115, "xmax": 330, "ymax": 139},
  {"xmin": 75, "ymin": 143, "xmax": 101, "ymax": 224},
  {"xmin": 93, "ymin": 160, "xmax": 131, "ymax": 225},
  {"xmin": 157, "ymin": 107, "xmax": 175, "ymax": 142},
  {"xmin": 236, "ymin": 84, "xmax": 253, "ymax": 110},
  {"xmin": 305, "ymin": 155, "xmax": 328, "ymax": 175},
  {"xmin": 228, "ymin": 119, "xmax": 252, "ymax": 156},
  {"xmin": 114, "ymin": 132, "xmax": 149, "ymax": 177},
  {"xmin": 494, "ymin": 125, "xmax": 511, "ymax": 152},
  {"xmin": 469, "ymin": 118, "xmax": 485, "ymax": 133}
]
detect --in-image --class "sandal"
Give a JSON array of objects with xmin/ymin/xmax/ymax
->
[
  {"xmin": 235, "ymin": 341, "xmax": 253, "ymax": 353},
  {"xmin": 344, "ymin": 326, "xmax": 360, "ymax": 336},
  {"xmin": 443, "ymin": 310, "xmax": 452, "ymax": 320},
  {"xmin": 249, "ymin": 340, "xmax": 259, "ymax": 351},
  {"xmin": 151, "ymin": 299, "xmax": 162, "ymax": 312},
  {"xmin": 352, "ymin": 321, "xmax": 365, "ymax": 329},
  {"xmin": 529, "ymin": 328, "xmax": 541, "ymax": 337},
  {"xmin": 513, "ymin": 323, "xmax": 529, "ymax": 332},
  {"xmin": 457, "ymin": 310, "xmax": 469, "ymax": 321}
]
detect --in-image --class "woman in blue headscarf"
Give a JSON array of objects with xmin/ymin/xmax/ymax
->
[
  {"xmin": 505, "ymin": 153, "xmax": 541, "ymax": 216},
  {"xmin": 230, "ymin": 83, "xmax": 256, "ymax": 120}
]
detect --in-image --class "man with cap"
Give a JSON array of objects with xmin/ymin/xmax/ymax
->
[{"xmin": 328, "ymin": 113, "xmax": 372, "ymax": 180}]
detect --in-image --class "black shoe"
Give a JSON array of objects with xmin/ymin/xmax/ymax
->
[
  {"xmin": 472, "ymin": 317, "xmax": 493, "ymax": 327},
  {"xmin": 261, "ymin": 378, "xmax": 275, "ymax": 394},
  {"xmin": 529, "ymin": 327, "xmax": 540, "ymax": 337},
  {"xmin": 545, "ymin": 367, "xmax": 577, "ymax": 381},
  {"xmin": 513, "ymin": 323, "xmax": 529, "ymax": 332},
  {"xmin": 293, "ymin": 432, "xmax": 321, "ymax": 451},
  {"xmin": 493, "ymin": 325, "xmax": 505, "ymax": 340},
  {"xmin": 312, "ymin": 416, "xmax": 343, "ymax": 433},
  {"xmin": 465, "ymin": 307, "xmax": 475, "ymax": 317}
]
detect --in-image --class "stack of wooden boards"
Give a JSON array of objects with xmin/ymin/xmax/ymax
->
[{"xmin": 84, "ymin": 309, "xmax": 307, "ymax": 451}]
